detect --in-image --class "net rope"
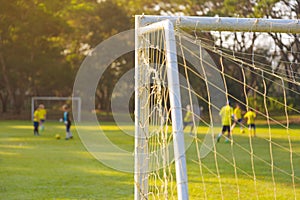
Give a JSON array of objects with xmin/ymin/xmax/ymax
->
[
  {"xmin": 136, "ymin": 19, "xmax": 300, "ymax": 199},
  {"xmin": 177, "ymin": 25, "xmax": 299, "ymax": 199}
]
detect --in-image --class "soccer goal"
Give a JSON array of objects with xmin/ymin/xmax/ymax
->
[
  {"xmin": 31, "ymin": 96, "xmax": 81, "ymax": 122},
  {"xmin": 135, "ymin": 15, "xmax": 300, "ymax": 199}
]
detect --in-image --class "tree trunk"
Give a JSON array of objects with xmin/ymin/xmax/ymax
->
[
  {"xmin": 0, "ymin": 90, "xmax": 9, "ymax": 113},
  {"xmin": 0, "ymin": 52, "xmax": 13, "ymax": 104}
]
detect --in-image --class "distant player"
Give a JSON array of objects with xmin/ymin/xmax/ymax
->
[
  {"xmin": 62, "ymin": 104, "xmax": 73, "ymax": 140},
  {"xmin": 183, "ymin": 104, "xmax": 201, "ymax": 135},
  {"xmin": 183, "ymin": 105, "xmax": 193, "ymax": 133},
  {"xmin": 33, "ymin": 106, "xmax": 40, "ymax": 136},
  {"xmin": 244, "ymin": 108, "xmax": 256, "ymax": 137},
  {"xmin": 217, "ymin": 101, "xmax": 233, "ymax": 143},
  {"xmin": 38, "ymin": 104, "xmax": 47, "ymax": 131},
  {"xmin": 231, "ymin": 103, "xmax": 244, "ymax": 133}
]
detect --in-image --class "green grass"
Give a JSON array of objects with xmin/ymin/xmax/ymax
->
[
  {"xmin": 0, "ymin": 121, "xmax": 133, "ymax": 200},
  {"xmin": 187, "ymin": 125, "xmax": 300, "ymax": 200},
  {"xmin": 0, "ymin": 121, "xmax": 299, "ymax": 199}
]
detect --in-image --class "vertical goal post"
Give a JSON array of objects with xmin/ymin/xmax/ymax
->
[
  {"xmin": 31, "ymin": 96, "xmax": 82, "ymax": 122},
  {"xmin": 135, "ymin": 15, "xmax": 300, "ymax": 200},
  {"xmin": 135, "ymin": 19, "xmax": 189, "ymax": 200}
]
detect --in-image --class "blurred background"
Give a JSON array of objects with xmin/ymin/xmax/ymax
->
[{"xmin": 0, "ymin": 0, "xmax": 299, "ymax": 120}]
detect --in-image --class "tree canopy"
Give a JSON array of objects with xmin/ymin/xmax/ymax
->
[{"xmin": 0, "ymin": 0, "xmax": 299, "ymax": 118}]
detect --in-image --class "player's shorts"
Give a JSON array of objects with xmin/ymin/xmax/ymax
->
[
  {"xmin": 183, "ymin": 121, "xmax": 193, "ymax": 127},
  {"xmin": 65, "ymin": 122, "xmax": 71, "ymax": 132},
  {"xmin": 248, "ymin": 124, "xmax": 256, "ymax": 129},
  {"xmin": 222, "ymin": 125, "xmax": 230, "ymax": 132},
  {"xmin": 33, "ymin": 121, "xmax": 39, "ymax": 128},
  {"xmin": 40, "ymin": 119, "xmax": 45, "ymax": 123},
  {"xmin": 235, "ymin": 118, "xmax": 242, "ymax": 123}
]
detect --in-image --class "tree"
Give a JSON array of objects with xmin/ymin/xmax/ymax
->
[
  {"xmin": 0, "ymin": 0, "xmax": 72, "ymax": 114},
  {"xmin": 89, "ymin": 1, "xmax": 132, "ymax": 113},
  {"xmin": 265, "ymin": 0, "xmax": 300, "ymax": 96}
]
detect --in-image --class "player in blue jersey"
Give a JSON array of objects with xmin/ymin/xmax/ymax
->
[{"xmin": 62, "ymin": 104, "xmax": 73, "ymax": 140}]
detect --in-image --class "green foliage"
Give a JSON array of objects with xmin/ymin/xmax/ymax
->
[
  {"xmin": 0, "ymin": 0, "xmax": 73, "ymax": 113},
  {"xmin": 247, "ymin": 96, "xmax": 297, "ymax": 115},
  {"xmin": 0, "ymin": 0, "xmax": 299, "ymax": 118},
  {"xmin": 254, "ymin": 0, "xmax": 280, "ymax": 18},
  {"xmin": 0, "ymin": 0, "xmax": 131, "ymax": 115}
]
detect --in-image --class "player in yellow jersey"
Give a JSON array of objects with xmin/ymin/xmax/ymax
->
[
  {"xmin": 38, "ymin": 104, "xmax": 47, "ymax": 131},
  {"xmin": 183, "ymin": 105, "xmax": 193, "ymax": 134},
  {"xmin": 33, "ymin": 106, "xmax": 40, "ymax": 136},
  {"xmin": 183, "ymin": 104, "xmax": 202, "ymax": 135},
  {"xmin": 244, "ymin": 108, "xmax": 256, "ymax": 137},
  {"xmin": 231, "ymin": 103, "xmax": 244, "ymax": 133},
  {"xmin": 217, "ymin": 101, "xmax": 233, "ymax": 143}
]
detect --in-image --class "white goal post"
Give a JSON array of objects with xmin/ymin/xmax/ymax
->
[
  {"xmin": 137, "ymin": 16, "xmax": 300, "ymax": 33},
  {"xmin": 31, "ymin": 97, "xmax": 82, "ymax": 122},
  {"xmin": 135, "ymin": 19, "xmax": 189, "ymax": 199},
  {"xmin": 135, "ymin": 15, "xmax": 300, "ymax": 200}
]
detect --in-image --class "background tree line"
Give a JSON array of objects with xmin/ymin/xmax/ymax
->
[{"xmin": 0, "ymin": 0, "xmax": 299, "ymax": 119}]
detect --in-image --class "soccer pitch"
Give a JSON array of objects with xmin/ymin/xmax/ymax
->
[{"xmin": 0, "ymin": 121, "xmax": 299, "ymax": 199}]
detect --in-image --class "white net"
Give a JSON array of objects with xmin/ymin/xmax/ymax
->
[
  {"xmin": 135, "ymin": 28, "xmax": 179, "ymax": 199},
  {"xmin": 135, "ymin": 17, "xmax": 300, "ymax": 199},
  {"xmin": 182, "ymin": 30, "xmax": 300, "ymax": 199}
]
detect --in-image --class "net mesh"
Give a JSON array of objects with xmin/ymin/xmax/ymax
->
[{"xmin": 135, "ymin": 19, "xmax": 300, "ymax": 199}]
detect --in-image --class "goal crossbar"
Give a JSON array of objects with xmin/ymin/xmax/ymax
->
[{"xmin": 137, "ymin": 15, "xmax": 300, "ymax": 34}]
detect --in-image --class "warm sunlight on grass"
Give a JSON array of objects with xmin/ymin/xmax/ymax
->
[{"xmin": 0, "ymin": 120, "xmax": 299, "ymax": 199}]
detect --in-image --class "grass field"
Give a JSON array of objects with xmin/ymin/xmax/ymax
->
[
  {"xmin": 0, "ymin": 121, "xmax": 134, "ymax": 200},
  {"xmin": 0, "ymin": 120, "xmax": 299, "ymax": 199}
]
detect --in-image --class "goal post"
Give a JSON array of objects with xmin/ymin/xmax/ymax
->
[
  {"xmin": 135, "ymin": 19, "xmax": 189, "ymax": 199},
  {"xmin": 137, "ymin": 15, "xmax": 300, "ymax": 33},
  {"xmin": 135, "ymin": 15, "xmax": 300, "ymax": 199},
  {"xmin": 31, "ymin": 97, "xmax": 81, "ymax": 122}
]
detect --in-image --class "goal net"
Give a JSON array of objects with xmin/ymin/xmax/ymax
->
[
  {"xmin": 31, "ymin": 97, "xmax": 81, "ymax": 122},
  {"xmin": 135, "ymin": 16, "xmax": 300, "ymax": 199}
]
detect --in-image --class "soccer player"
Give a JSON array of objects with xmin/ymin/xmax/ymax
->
[
  {"xmin": 244, "ymin": 108, "xmax": 256, "ymax": 137},
  {"xmin": 183, "ymin": 105, "xmax": 193, "ymax": 134},
  {"xmin": 231, "ymin": 103, "xmax": 244, "ymax": 133},
  {"xmin": 217, "ymin": 101, "xmax": 233, "ymax": 143},
  {"xmin": 38, "ymin": 104, "xmax": 47, "ymax": 131},
  {"xmin": 33, "ymin": 106, "xmax": 40, "ymax": 136},
  {"xmin": 62, "ymin": 104, "xmax": 73, "ymax": 140}
]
